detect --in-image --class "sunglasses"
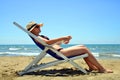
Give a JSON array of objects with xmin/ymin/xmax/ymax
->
[{"xmin": 35, "ymin": 25, "xmax": 40, "ymax": 28}]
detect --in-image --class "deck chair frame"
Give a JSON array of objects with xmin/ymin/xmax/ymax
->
[{"xmin": 13, "ymin": 22, "xmax": 88, "ymax": 76}]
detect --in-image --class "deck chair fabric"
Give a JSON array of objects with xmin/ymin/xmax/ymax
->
[{"xmin": 13, "ymin": 22, "xmax": 88, "ymax": 76}]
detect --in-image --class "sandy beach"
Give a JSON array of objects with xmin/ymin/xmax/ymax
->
[{"xmin": 0, "ymin": 56, "xmax": 120, "ymax": 80}]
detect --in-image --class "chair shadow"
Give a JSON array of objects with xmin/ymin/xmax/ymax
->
[{"xmin": 25, "ymin": 68, "xmax": 87, "ymax": 76}]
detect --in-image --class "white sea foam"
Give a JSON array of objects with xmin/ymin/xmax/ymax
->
[
  {"xmin": 113, "ymin": 54, "xmax": 120, "ymax": 57},
  {"xmin": 92, "ymin": 52, "xmax": 99, "ymax": 57},
  {"xmin": 0, "ymin": 52, "xmax": 39, "ymax": 56},
  {"xmin": 9, "ymin": 48, "xmax": 21, "ymax": 51}
]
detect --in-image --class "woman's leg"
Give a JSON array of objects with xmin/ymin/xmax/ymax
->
[
  {"xmin": 60, "ymin": 45, "xmax": 98, "ymax": 71},
  {"xmin": 60, "ymin": 45, "xmax": 113, "ymax": 73},
  {"xmin": 84, "ymin": 58, "xmax": 98, "ymax": 71}
]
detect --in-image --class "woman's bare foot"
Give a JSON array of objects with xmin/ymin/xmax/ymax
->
[{"xmin": 99, "ymin": 69, "xmax": 113, "ymax": 73}]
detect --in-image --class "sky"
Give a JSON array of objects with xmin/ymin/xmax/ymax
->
[{"xmin": 0, "ymin": 0, "xmax": 120, "ymax": 44}]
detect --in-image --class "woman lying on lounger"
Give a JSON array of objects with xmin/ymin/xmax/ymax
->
[{"xmin": 26, "ymin": 21, "xmax": 113, "ymax": 73}]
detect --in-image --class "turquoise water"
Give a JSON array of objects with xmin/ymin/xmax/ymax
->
[{"xmin": 0, "ymin": 44, "xmax": 120, "ymax": 59}]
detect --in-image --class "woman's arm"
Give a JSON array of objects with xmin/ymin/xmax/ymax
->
[{"xmin": 38, "ymin": 36, "xmax": 72, "ymax": 45}]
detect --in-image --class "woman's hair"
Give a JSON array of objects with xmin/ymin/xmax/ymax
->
[{"xmin": 40, "ymin": 35, "xmax": 49, "ymax": 40}]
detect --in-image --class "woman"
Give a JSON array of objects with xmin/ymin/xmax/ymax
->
[{"xmin": 26, "ymin": 21, "xmax": 113, "ymax": 73}]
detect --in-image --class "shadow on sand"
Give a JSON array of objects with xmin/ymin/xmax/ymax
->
[{"xmin": 24, "ymin": 68, "xmax": 88, "ymax": 76}]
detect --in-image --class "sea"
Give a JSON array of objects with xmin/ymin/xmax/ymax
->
[{"xmin": 0, "ymin": 44, "xmax": 120, "ymax": 59}]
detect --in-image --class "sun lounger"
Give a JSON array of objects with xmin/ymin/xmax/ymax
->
[{"xmin": 13, "ymin": 22, "xmax": 88, "ymax": 76}]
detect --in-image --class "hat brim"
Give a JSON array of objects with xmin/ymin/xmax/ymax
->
[
  {"xmin": 29, "ymin": 23, "xmax": 43, "ymax": 31},
  {"xmin": 37, "ymin": 23, "xmax": 43, "ymax": 27}
]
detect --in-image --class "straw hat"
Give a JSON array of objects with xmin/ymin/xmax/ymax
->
[{"xmin": 26, "ymin": 21, "xmax": 43, "ymax": 31}]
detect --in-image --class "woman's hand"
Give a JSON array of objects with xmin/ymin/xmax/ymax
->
[{"xmin": 63, "ymin": 36, "xmax": 72, "ymax": 44}]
